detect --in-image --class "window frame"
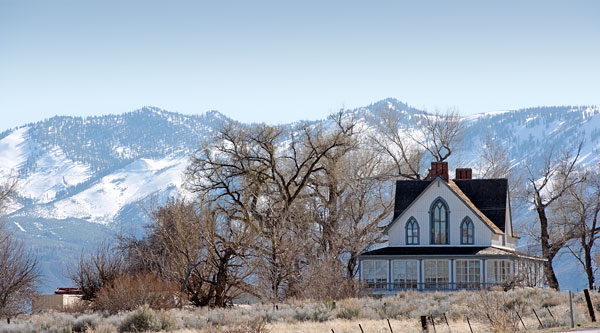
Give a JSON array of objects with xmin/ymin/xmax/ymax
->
[
  {"xmin": 391, "ymin": 260, "xmax": 419, "ymax": 289},
  {"xmin": 486, "ymin": 259, "xmax": 512, "ymax": 285},
  {"xmin": 424, "ymin": 259, "xmax": 450, "ymax": 289},
  {"xmin": 405, "ymin": 217, "xmax": 420, "ymax": 245},
  {"xmin": 460, "ymin": 217, "xmax": 474, "ymax": 244},
  {"xmin": 455, "ymin": 259, "xmax": 481, "ymax": 289},
  {"xmin": 362, "ymin": 260, "xmax": 389, "ymax": 289},
  {"xmin": 430, "ymin": 198, "xmax": 450, "ymax": 245}
]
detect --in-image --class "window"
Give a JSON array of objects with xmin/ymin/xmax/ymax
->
[
  {"xmin": 424, "ymin": 260, "xmax": 449, "ymax": 289},
  {"xmin": 392, "ymin": 260, "xmax": 418, "ymax": 289},
  {"xmin": 460, "ymin": 217, "xmax": 474, "ymax": 244},
  {"xmin": 456, "ymin": 260, "xmax": 481, "ymax": 289},
  {"xmin": 362, "ymin": 260, "xmax": 388, "ymax": 288},
  {"xmin": 406, "ymin": 218, "xmax": 420, "ymax": 245},
  {"xmin": 486, "ymin": 260, "xmax": 512, "ymax": 285},
  {"xmin": 431, "ymin": 199, "xmax": 449, "ymax": 244}
]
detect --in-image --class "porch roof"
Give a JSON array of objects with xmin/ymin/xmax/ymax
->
[
  {"xmin": 361, "ymin": 246, "xmax": 488, "ymax": 256},
  {"xmin": 360, "ymin": 246, "xmax": 546, "ymax": 261}
]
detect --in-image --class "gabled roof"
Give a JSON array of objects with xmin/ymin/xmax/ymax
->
[
  {"xmin": 387, "ymin": 177, "xmax": 508, "ymax": 235},
  {"xmin": 452, "ymin": 179, "xmax": 508, "ymax": 232},
  {"xmin": 446, "ymin": 180, "xmax": 503, "ymax": 234}
]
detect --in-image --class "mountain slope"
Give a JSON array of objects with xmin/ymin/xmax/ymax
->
[{"xmin": 1, "ymin": 100, "xmax": 598, "ymax": 292}]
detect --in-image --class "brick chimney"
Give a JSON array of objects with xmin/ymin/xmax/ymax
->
[
  {"xmin": 427, "ymin": 161, "xmax": 449, "ymax": 181},
  {"xmin": 455, "ymin": 168, "xmax": 473, "ymax": 180}
]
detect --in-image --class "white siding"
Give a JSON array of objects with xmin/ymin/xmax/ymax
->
[{"xmin": 388, "ymin": 178, "xmax": 498, "ymax": 246}]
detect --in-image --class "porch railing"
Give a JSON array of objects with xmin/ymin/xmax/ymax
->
[{"xmin": 364, "ymin": 282, "xmax": 503, "ymax": 291}]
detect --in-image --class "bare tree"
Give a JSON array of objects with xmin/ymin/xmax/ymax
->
[
  {"xmin": 69, "ymin": 241, "xmax": 124, "ymax": 301},
  {"xmin": 311, "ymin": 149, "xmax": 394, "ymax": 278},
  {"xmin": 0, "ymin": 175, "xmax": 18, "ymax": 215},
  {"xmin": 368, "ymin": 108, "xmax": 464, "ymax": 180},
  {"xmin": 185, "ymin": 112, "xmax": 357, "ymax": 299},
  {"xmin": 0, "ymin": 176, "xmax": 39, "ymax": 321},
  {"xmin": 120, "ymin": 199, "xmax": 255, "ymax": 307},
  {"xmin": 554, "ymin": 172, "xmax": 600, "ymax": 289},
  {"xmin": 411, "ymin": 109, "xmax": 464, "ymax": 163},
  {"xmin": 477, "ymin": 134, "xmax": 511, "ymax": 179},
  {"xmin": 368, "ymin": 108, "xmax": 425, "ymax": 179},
  {"xmin": 525, "ymin": 143, "xmax": 585, "ymax": 290}
]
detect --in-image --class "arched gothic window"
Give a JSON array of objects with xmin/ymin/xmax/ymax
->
[
  {"xmin": 431, "ymin": 199, "xmax": 449, "ymax": 244},
  {"xmin": 406, "ymin": 217, "xmax": 420, "ymax": 245},
  {"xmin": 460, "ymin": 217, "xmax": 474, "ymax": 244}
]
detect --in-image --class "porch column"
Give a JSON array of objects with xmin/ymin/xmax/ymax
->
[
  {"xmin": 358, "ymin": 259, "xmax": 361, "ymax": 283},
  {"xmin": 450, "ymin": 259, "xmax": 455, "ymax": 290},
  {"xmin": 388, "ymin": 259, "xmax": 392, "ymax": 291},
  {"xmin": 482, "ymin": 259, "xmax": 486, "ymax": 288},
  {"xmin": 419, "ymin": 259, "xmax": 424, "ymax": 291}
]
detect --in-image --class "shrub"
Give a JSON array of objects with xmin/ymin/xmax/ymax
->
[
  {"xmin": 72, "ymin": 314, "xmax": 100, "ymax": 332},
  {"xmin": 93, "ymin": 273, "xmax": 180, "ymax": 314},
  {"xmin": 476, "ymin": 290, "xmax": 526, "ymax": 332},
  {"xmin": 335, "ymin": 299, "xmax": 361, "ymax": 320},
  {"xmin": 118, "ymin": 305, "xmax": 176, "ymax": 332}
]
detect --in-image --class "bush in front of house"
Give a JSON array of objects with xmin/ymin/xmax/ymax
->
[
  {"xmin": 93, "ymin": 273, "xmax": 180, "ymax": 314},
  {"xmin": 118, "ymin": 305, "xmax": 176, "ymax": 332}
]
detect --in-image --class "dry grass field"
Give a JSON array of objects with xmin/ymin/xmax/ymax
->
[{"xmin": 1, "ymin": 288, "xmax": 599, "ymax": 332}]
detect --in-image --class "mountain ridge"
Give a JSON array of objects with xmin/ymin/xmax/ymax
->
[{"xmin": 1, "ymin": 99, "xmax": 599, "ymax": 292}]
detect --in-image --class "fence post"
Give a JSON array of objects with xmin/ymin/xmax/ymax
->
[
  {"xmin": 421, "ymin": 315, "xmax": 428, "ymax": 332},
  {"xmin": 359, "ymin": 323, "xmax": 365, "ymax": 333},
  {"xmin": 532, "ymin": 308, "xmax": 543, "ymax": 329},
  {"xmin": 387, "ymin": 318, "xmax": 394, "ymax": 333},
  {"xmin": 584, "ymin": 289, "xmax": 597, "ymax": 322},
  {"xmin": 443, "ymin": 313, "xmax": 451, "ymax": 332},
  {"xmin": 515, "ymin": 311, "xmax": 526, "ymax": 330},
  {"xmin": 546, "ymin": 307, "xmax": 555, "ymax": 321},
  {"xmin": 466, "ymin": 316, "xmax": 473, "ymax": 333},
  {"xmin": 569, "ymin": 291, "xmax": 575, "ymax": 329},
  {"xmin": 430, "ymin": 315, "xmax": 437, "ymax": 332}
]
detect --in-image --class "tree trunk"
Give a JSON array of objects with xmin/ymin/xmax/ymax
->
[
  {"xmin": 347, "ymin": 252, "xmax": 358, "ymax": 278},
  {"xmin": 584, "ymin": 243, "xmax": 595, "ymax": 290},
  {"xmin": 537, "ymin": 206, "xmax": 560, "ymax": 290},
  {"xmin": 213, "ymin": 252, "xmax": 232, "ymax": 307}
]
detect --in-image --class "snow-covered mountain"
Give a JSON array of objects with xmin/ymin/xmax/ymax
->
[{"xmin": 1, "ymin": 100, "xmax": 599, "ymax": 292}]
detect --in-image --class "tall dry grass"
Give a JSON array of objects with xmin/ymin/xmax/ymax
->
[{"xmin": 1, "ymin": 288, "xmax": 598, "ymax": 332}]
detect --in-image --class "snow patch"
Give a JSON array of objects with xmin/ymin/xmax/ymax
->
[
  {"xmin": 47, "ymin": 154, "xmax": 188, "ymax": 223},
  {"xmin": 0, "ymin": 127, "xmax": 29, "ymax": 177},
  {"xmin": 18, "ymin": 146, "xmax": 92, "ymax": 203},
  {"xmin": 13, "ymin": 222, "xmax": 26, "ymax": 232}
]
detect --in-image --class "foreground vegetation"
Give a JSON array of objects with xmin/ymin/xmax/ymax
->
[{"xmin": 2, "ymin": 288, "xmax": 600, "ymax": 332}]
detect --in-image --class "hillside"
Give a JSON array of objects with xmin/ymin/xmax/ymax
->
[{"xmin": 1, "ymin": 99, "xmax": 599, "ymax": 292}]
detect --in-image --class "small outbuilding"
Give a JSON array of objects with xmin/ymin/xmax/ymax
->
[{"xmin": 32, "ymin": 288, "xmax": 82, "ymax": 313}]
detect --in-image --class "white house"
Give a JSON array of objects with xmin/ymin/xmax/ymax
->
[{"xmin": 358, "ymin": 162, "xmax": 545, "ymax": 293}]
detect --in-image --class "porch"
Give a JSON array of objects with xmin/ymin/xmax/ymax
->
[{"xmin": 358, "ymin": 246, "xmax": 546, "ymax": 293}]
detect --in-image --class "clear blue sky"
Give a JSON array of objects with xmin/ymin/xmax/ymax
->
[{"xmin": 1, "ymin": 0, "xmax": 599, "ymax": 131}]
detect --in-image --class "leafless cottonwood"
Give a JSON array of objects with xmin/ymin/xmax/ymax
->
[
  {"xmin": 186, "ymin": 112, "xmax": 357, "ymax": 300},
  {"xmin": 525, "ymin": 143, "xmax": 585, "ymax": 290},
  {"xmin": 554, "ymin": 172, "xmax": 600, "ymax": 290},
  {"xmin": 477, "ymin": 134, "xmax": 511, "ymax": 179},
  {"xmin": 309, "ymin": 149, "xmax": 394, "ymax": 278},
  {"xmin": 0, "ymin": 175, "xmax": 18, "ymax": 214},
  {"xmin": 411, "ymin": 109, "xmax": 464, "ymax": 163},
  {"xmin": 368, "ymin": 107, "xmax": 425, "ymax": 179},
  {"xmin": 69, "ymin": 241, "xmax": 124, "ymax": 301},
  {"xmin": 369, "ymin": 108, "xmax": 464, "ymax": 180},
  {"xmin": 0, "ymin": 176, "xmax": 39, "ymax": 320},
  {"xmin": 120, "ymin": 199, "xmax": 255, "ymax": 307}
]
